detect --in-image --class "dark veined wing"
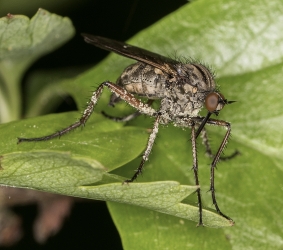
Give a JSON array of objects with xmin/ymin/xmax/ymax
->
[{"xmin": 81, "ymin": 33, "xmax": 179, "ymax": 76}]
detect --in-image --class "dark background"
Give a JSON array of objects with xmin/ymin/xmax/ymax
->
[
  {"xmin": 25, "ymin": 0, "xmax": 187, "ymax": 71},
  {"xmin": 2, "ymin": 0, "xmax": 188, "ymax": 249}
]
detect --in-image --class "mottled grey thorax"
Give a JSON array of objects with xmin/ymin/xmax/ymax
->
[{"xmin": 160, "ymin": 64, "xmax": 216, "ymax": 123}]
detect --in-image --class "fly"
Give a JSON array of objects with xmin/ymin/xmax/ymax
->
[{"xmin": 18, "ymin": 34, "xmax": 238, "ymax": 226}]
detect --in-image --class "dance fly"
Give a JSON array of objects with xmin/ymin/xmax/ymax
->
[{"xmin": 18, "ymin": 34, "xmax": 238, "ymax": 226}]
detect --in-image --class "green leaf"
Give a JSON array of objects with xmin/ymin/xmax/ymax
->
[
  {"xmin": 0, "ymin": 108, "xmax": 232, "ymax": 227},
  {"xmin": 24, "ymin": 67, "xmax": 88, "ymax": 118},
  {"xmin": 1, "ymin": 0, "xmax": 283, "ymax": 248},
  {"xmin": 0, "ymin": 149, "xmax": 231, "ymax": 228},
  {"xmin": 0, "ymin": 9, "xmax": 75, "ymax": 122},
  {"xmin": 0, "ymin": 112, "xmax": 231, "ymax": 228},
  {"xmin": 1, "ymin": 5, "xmax": 232, "ymax": 230},
  {"xmin": 0, "ymin": 112, "xmax": 148, "ymax": 170},
  {"xmin": 90, "ymin": 0, "xmax": 282, "ymax": 249}
]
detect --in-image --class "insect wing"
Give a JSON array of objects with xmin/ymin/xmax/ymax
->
[{"xmin": 82, "ymin": 33, "xmax": 178, "ymax": 75}]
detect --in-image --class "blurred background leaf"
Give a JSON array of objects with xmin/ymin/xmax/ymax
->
[{"xmin": 0, "ymin": 9, "xmax": 75, "ymax": 123}]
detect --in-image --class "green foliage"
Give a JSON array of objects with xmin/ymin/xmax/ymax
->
[
  {"xmin": 0, "ymin": 9, "xmax": 75, "ymax": 122},
  {"xmin": 1, "ymin": 0, "xmax": 283, "ymax": 249}
]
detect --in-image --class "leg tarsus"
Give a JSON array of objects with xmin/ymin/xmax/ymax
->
[{"xmin": 219, "ymin": 150, "xmax": 240, "ymax": 161}]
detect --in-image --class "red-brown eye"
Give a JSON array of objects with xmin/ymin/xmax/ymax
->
[{"xmin": 205, "ymin": 93, "xmax": 219, "ymax": 112}]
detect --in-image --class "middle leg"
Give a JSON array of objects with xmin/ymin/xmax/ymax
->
[
  {"xmin": 124, "ymin": 115, "xmax": 161, "ymax": 183},
  {"xmin": 200, "ymin": 127, "xmax": 239, "ymax": 160}
]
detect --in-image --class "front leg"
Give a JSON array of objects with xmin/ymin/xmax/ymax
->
[
  {"xmin": 191, "ymin": 116, "xmax": 234, "ymax": 223},
  {"xmin": 18, "ymin": 81, "xmax": 157, "ymax": 143},
  {"xmin": 190, "ymin": 123, "xmax": 203, "ymax": 226},
  {"xmin": 205, "ymin": 118, "xmax": 234, "ymax": 222}
]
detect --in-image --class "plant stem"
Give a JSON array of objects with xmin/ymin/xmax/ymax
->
[{"xmin": 0, "ymin": 60, "xmax": 24, "ymax": 123}]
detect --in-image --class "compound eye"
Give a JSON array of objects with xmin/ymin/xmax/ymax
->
[{"xmin": 205, "ymin": 92, "xmax": 220, "ymax": 112}]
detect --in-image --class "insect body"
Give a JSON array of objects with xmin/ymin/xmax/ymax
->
[
  {"xmin": 116, "ymin": 62, "xmax": 216, "ymax": 124},
  {"xmin": 18, "ymin": 34, "xmax": 236, "ymax": 226}
]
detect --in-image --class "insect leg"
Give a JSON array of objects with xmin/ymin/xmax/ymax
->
[
  {"xmin": 101, "ymin": 100, "xmax": 154, "ymax": 122},
  {"xmin": 192, "ymin": 116, "xmax": 235, "ymax": 221},
  {"xmin": 103, "ymin": 82, "xmax": 156, "ymax": 116},
  {"xmin": 17, "ymin": 83, "xmax": 106, "ymax": 143},
  {"xmin": 200, "ymin": 128, "xmax": 239, "ymax": 161},
  {"xmin": 205, "ymin": 118, "xmax": 233, "ymax": 222},
  {"xmin": 200, "ymin": 128, "xmax": 214, "ymax": 158},
  {"xmin": 18, "ymin": 82, "xmax": 156, "ymax": 143},
  {"xmin": 191, "ymin": 122, "xmax": 203, "ymax": 226},
  {"xmin": 124, "ymin": 115, "xmax": 160, "ymax": 183}
]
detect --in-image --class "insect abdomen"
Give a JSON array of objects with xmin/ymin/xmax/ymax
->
[{"xmin": 117, "ymin": 62, "xmax": 167, "ymax": 99}]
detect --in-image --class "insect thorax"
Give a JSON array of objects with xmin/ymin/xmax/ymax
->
[{"xmin": 114, "ymin": 62, "xmax": 216, "ymax": 124}]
